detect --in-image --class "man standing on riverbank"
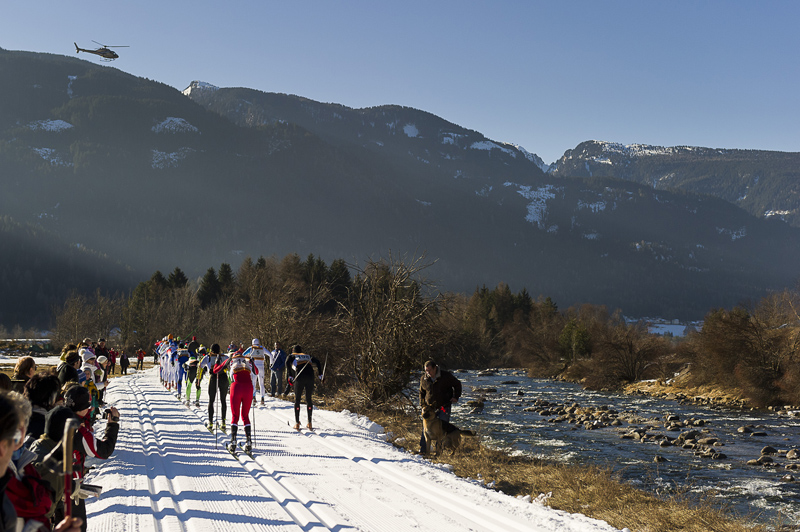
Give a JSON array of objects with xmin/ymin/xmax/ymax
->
[{"xmin": 418, "ymin": 359, "xmax": 461, "ymax": 455}]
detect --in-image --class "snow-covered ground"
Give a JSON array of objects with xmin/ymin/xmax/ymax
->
[{"xmin": 85, "ymin": 369, "xmax": 624, "ymax": 531}]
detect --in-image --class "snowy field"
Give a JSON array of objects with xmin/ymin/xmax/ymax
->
[{"xmin": 84, "ymin": 369, "xmax": 624, "ymax": 531}]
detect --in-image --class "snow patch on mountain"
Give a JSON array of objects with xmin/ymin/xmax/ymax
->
[
  {"xmin": 152, "ymin": 117, "xmax": 199, "ymax": 134},
  {"xmin": 765, "ymin": 210, "xmax": 791, "ymax": 220},
  {"xmin": 441, "ymin": 132, "xmax": 467, "ymax": 146},
  {"xmin": 578, "ymin": 200, "xmax": 607, "ymax": 213},
  {"xmin": 67, "ymin": 75, "xmax": 77, "ymax": 98},
  {"xmin": 27, "ymin": 119, "xmax": 73, "ymax": 132},
  {"xmin": 151, "ymin": 148, "xmax": 195, "ymax": 169},
  {"xmin": 470, "ymin": 140, "xmax": 516, "ymax": 158},
  {"xmin": 31, "ymin": 147, "xmax": 72, "ymax": 166},
  {"xmin": 716, "ymin": 226, "xmax": 747, "ymax": 241},
  {"xmin": 508, "ymin": 183, "xmax": 559, "ymax": 228},
  {"xmin": 404, "ymin": 123, "xmax": 419, "ymax": 138},
  {"xmin": 182, "ymin": 80, "xmax": 219, "ymax": 97}
]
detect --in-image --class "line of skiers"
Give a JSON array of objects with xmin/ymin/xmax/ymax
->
[{"xmin": 154, "ymin": 336, "xmax": 323, "ymax": 454}]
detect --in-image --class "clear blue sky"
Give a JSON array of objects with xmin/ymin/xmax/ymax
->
[{"xmin": 2, "ymin": 1, "xmax": 798, "ymax": 164}]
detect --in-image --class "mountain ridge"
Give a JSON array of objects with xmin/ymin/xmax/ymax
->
[{"xmin": 1, "ymin": 51, "xmax": 799, "ymax": 326}]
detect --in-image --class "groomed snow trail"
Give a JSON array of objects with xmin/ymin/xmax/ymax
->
[{"xmin": 86, "ymin": 369, "xmax": 623, "ymax": 532}]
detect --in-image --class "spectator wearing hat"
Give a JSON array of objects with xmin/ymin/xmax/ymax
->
[
  {"xmin": 418, "ymin": 359, "xmax": 462, "ymax": 455},
  {"xmin": 64, "ymin": 386, "xmax": 119, "ymax": 532},
  {"xmin": 94, "ymin": 339, "xmax": 110, "ymax": 373},
  {"xmin": 96, "ymin": 356, "xmax": 110, "ymax": 404},
  {"xmin": 30, "ymin": 405, "xmax": 77, "ymax": 526}
]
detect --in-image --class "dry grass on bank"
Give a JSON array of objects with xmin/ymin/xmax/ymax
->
[{"xmin": 324, "ymin": 393, "xmax": 775, "ymax": 532}]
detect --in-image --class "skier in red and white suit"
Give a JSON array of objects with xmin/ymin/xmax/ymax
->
[
  {"xmin": 215, "ymin": 348, "xmax": 255, "ymax": 453},
  {"xmin": 243, "ymin": 338, "xmax": 269, "ymax": 405}
]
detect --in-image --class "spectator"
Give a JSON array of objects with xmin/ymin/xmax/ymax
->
[
  {"xmin": 57, "ymin": 350, "xmax": 82, "ymax": 388},
  {"xmin": 0, "ymin": 390, "xmax": 23, "ymax": 531},
  {"xmin": 30, "ymin": 406, "xmax": 76, "ymax": 527},
  {"xmin": 108, "ymin": 348, "xmax": 117, "ymax": 375},
  {"xmin": 11, "ymin": 357, "xmax": 36, "ymax": 393},
  {"xmin": 135, "ymin": 348, "xmax": 145, "ymax": 371},
  {"xmin": 64, "ymin": 386, "xmax": 119, "ymax": 532},
  {"xmin": 418, "ymin": 359, "xmax": 462, "ymax": 455},
  {"xmin": 96, "ymin": 356, "xmax": 110, "ymax": 404},
  {"xmin": 4, "ymin": 390, "xmax": 54, "ymax": 532},
  {"xmin": 23, "ymin": 373, "xmax": 61, "ymax": 446},
  {"xmin": 119, "ymin": 351, "xmax": 130, "ymax": 375},
  {"xmin": 94, "ymin": 339, "xmax": 109, "ymax": 373}
]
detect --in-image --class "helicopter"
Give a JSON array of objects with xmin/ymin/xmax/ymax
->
[{"xmin": 74, "ymin": 41, "xmax": 129, "ymax": 61}]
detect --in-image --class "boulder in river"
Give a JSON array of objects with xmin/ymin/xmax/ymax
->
[
  {"xmin": 786, "ymin": 449, "xmax": 799, "ymax": 460},
  {"xmin": 761, "ymin": 446, "xmax": 778, "ymax": 455}
]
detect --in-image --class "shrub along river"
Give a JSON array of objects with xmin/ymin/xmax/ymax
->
[{"xmin": 451, "ymin": 369, "xmax": 800, "ymax": 527}]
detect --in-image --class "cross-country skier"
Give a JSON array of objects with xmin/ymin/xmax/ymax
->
[
  {"xmin": 184, "ymin": 345, "xmax": 203, "ymax": 406},
  {"xmin": 175, "ymin": 343, "xmax": 190, "ymax": 399},
  {"xmin": 269, "ymin": 342, "xmax": 287, "ymax": 397},
  {"xmin": 243, "ymin": 339, "xmax": 268, "ymax": 405},
  {"xmin": 215, "ymin": 347, "xmax": 256, "ymax": 453},
  {"xmin": 287, "ymin": 345, "xmax": 323, "ymax": 430},
  {"xmin": 199, "ymin": 344, "xmax": 229, "ymax": 431}
]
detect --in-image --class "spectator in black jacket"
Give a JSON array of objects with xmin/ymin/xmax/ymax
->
[
  {"xmin": 57, "ymin": 350, "xmax": 82, "ymax": 388},
  {"xmin": 23, "ymin": 373, "xmax": 61, "ymax": 446}
]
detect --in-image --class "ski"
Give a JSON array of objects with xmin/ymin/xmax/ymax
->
[
  {"xmin": 237, "ymin": 441, "xmax": 254, "ymax": 458},
  {"xmin": 226, "ymin": 442, "xmax": 238, "ymax": 457},
  {"xmin": 216, "ymin": 423, "xmax": 227, "ymax": 433},
  {"xmin": 288, "ymin": 421, "xmax": 315, "ymax": 432}
]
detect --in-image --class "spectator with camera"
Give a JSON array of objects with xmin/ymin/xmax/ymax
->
[{"xmin": 64, "ymin": 386, "xmax": 120, "ymax": 532}]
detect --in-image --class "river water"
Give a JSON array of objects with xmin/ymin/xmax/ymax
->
[{"xmin": 450, "ymin": 369, "xmax": 800, "ymax": 527}]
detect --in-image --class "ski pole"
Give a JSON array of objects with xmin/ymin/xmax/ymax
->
[{"xmin": 214, "ymin": 375, "xmax": 217, "ymax": 450}]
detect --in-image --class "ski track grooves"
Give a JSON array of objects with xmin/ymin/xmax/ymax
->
[
  {"xmin": 181, "ymin": 389, "xmax": 354, "ymax": 531},
  {"xmin": 89, "ymin": 371, "xmax": 608, "ymax": 532},
  {"xmin": 260, "ymin": 408, "xmax": 535, "ymax": 532}
]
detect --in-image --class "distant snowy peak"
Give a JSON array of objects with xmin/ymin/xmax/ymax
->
[
  {"xmin": 182, "ymin": 81, "xmax": 219, "ymax": 97},
  {"xmin": 593, "ymin": 140, "xmax": 702, "ymax": 158},
  {"xmin": 510, "ymin": 143, "xmax": 551, "ymax": 173},
  {"xmin": 549, "ymin": 139, "xmax": 714, "ymax": 177}
]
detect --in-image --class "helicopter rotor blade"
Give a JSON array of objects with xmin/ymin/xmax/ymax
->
[{"xmin": 90, "ymin": 40, "xmax": 129, "ymax": 48}]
